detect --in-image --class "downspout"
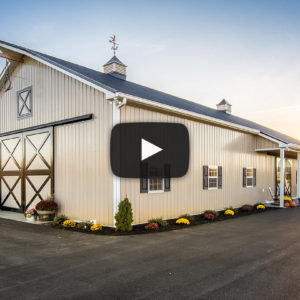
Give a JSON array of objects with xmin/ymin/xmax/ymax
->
[{"xmin": 111, "ymin": 97, "xmax": 126, "ymax": 226}]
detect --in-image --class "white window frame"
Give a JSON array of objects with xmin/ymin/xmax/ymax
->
[
  {"xmin": 17, "ymin": 86, "xmax": 32, "ymax": 119},
  {"xmin": 246, "ymin": 167, "xmax": 254, "ymax": 188},
  {"xmin": 208, "ymin": 165, "xmax": 218, "ymax": 190},
  {"xmin": 148, "ymin": 177, "xmax": 164, "ymax": 193}
]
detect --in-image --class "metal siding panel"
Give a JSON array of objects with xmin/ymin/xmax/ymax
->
[
  {"xmin": 0, "ymin": 57, "xmax": 114, "ymax": 226},
  {"xmin": 120, "ymin": 105, "xmax": 276, "ymax": 225}
]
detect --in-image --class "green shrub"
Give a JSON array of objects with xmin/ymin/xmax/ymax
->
[
  {"xmin": 77, "ymin": 221, "xmax": 93, "ymax": 231},
  {"xmin": 115, "ymin": 197, "xmax": 133, "ymax": 232},
  {"xmin": 54, "ymin": 214, "xmax": 68, "ymax": 225},
  {"xmin": 203, "ymin": 210, "xmax": 219, "ymax": 217},
  {"xmin": 148, "ymin": 218, "xmax": 169, "ymax": 227},
  {"xmin": 179, "ymin": 214, "xmax": 195, "ymax": 222}
]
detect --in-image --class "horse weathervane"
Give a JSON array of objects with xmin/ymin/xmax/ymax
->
[{"xmin": 109, "ymin": 35, "xmax": 119, "ymax": 56}]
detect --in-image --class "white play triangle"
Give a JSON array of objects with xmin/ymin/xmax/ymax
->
[{"xmin": 141, "ymin": 138, "xmax": 163, "ymax": 161}]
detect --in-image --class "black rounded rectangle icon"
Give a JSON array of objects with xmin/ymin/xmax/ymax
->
[{"xmin": 110, "ymin": 122, "xmax": 189, "ymax": 178}]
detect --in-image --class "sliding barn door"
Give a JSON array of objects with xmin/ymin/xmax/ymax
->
[
  {"xmin": 0, "ymin": 134, "xmax": 23, "ymax": 211},
  {"xmin": 0, "ymin": 128, "xmax": 53, "ymax": 212},
  {"xmin": 24, "ymin": 128, "xmax": 53, "ymax": 210}
]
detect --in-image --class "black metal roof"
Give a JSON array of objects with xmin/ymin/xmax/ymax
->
[{"xmin": 1, "ymin": 40, "xmax": 299, "ymax": 145}]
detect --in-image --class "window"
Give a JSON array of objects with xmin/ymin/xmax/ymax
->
[
  {"xmin": 148, "ymin": 166, "xmax": 164, "ymax": 193},
  {"xmin": 243, "ymin": 167, "xmax": 256, "ymax": 188},
  {"xmin": 140, "ymin": 163, "xmax": 170, "ymax": 193},
  {"xmin": 203, "ymin": 165, "xmax": 222, "ymax": 190},
  {"xmin": 208, "ymin": 166, "xmax": 218, "ymax": 189},
  {"xmin": 17, "ymin": 86, "xmax": 32, "ymax": 118},
  {"xmin": 246, "ymin": 168, "xmax": 253, "ymax": 187}
]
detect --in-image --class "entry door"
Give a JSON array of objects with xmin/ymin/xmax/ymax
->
[{"xmin": 0, "ymin": 128, "xmax": 53, "ymax": 212}]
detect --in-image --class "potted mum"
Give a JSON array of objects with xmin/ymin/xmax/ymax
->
[
  {"xmin": 35, "ymin": 195, "xmax": 58, "ymax": 221},
  {"xmin": 24, "ymin": 208, "xmax": 37, "ymax": 222}
]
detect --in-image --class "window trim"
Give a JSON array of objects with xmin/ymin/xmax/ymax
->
[
  {"xmin": 148, "ymin": 177, "xmax": 164, "ymax": 194},
  {"xmin": 246, "ymin": 167, "xmax": 254, "ymax": 188},
  {"xmin": 17, "ymin": 86, "xmax": 32, "ymax": 119},
  {"xmin": 208, "ymin": 165, "xmax": 218, "ymax": 190}
]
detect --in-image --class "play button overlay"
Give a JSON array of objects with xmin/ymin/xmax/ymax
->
[
  {"xmin": 141, "ymin": 139, "xmax": 163, "ymax": 161},
  {"xmin": 110, "ymin": 122, "xmax": 189, "ymax": 178}
]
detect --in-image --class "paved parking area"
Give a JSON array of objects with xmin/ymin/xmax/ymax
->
[{"xmin": 1, "ymin": 208, "xmax": 300, "ymax": 299}]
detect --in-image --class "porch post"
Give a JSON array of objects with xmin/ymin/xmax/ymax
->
[
  {"xmin": 297, "ymin": 152, "xmax": 300, "ymax": 201},
  {"xmin": 280, "ymin": 148, "xmax": 285, "ymax": 208}
]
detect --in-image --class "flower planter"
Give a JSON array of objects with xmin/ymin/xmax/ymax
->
[{"xmin": 37, "ymin": 210, "xmax": 56, "ymax": 221}]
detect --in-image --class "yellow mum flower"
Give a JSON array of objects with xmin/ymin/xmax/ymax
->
[
  {"xmin": 256, "ymin": 204, "xmax": 265, "ymax": 210},
  {"xmin": 91, "ymin": 224, "xmax": 102, "ymax": 231},
  {"xmin": 176, "ymin": 218, "xmax": 190, "ymax": 225},
  {"xmin": 62, "ymin": 220, "xmax": 76, "ymax": 228},
  {"xmin": 224, "ymin": 209, "xmax": 235, "ymax": 216}
]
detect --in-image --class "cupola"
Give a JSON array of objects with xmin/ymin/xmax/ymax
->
[
  {"xmin": 103, "ymin": 56, "xmax": 127, "ymax": 80},
  {"xmin": 217, "ymin": 99, "xmax": 232, "ymax": 114}
]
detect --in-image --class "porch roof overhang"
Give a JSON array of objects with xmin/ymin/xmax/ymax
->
[{"xmin": 255, "ymin": 146, "xmax": 300, "ymax": 159}]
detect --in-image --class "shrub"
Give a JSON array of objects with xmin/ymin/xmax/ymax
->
[
  {"xmin": 90, "ymin": 224, "xmax": 102, "ymax": 231},
  {"xmin": 204, "ymin": 213, "xmax": 215, "ymax": 220},
  {"xmin": 203, "ymin": 210, "xmax": 219, "ymax": 217},
  {"xmin": 145, "ymin": 222, "xmax": 159, "ymax": 230},
  {"xmin": 148, "ymin": 218, "xmax": 169, "ymax": 227},
  {"xmin": 115, "ymin": 196, "xmax": 133, "ymax": 232},
  {"xmin": 176, "ymin": 218, "xmax": 190, "ymax": 225},
  {"xmin": 224, "ymin": 209, "xmax": 235, "ymax": 216},
  {"xmin": 36, "ymin": 196, "xmax": 57, "ymax": 211},
  {"xmin": 77, "ymin": 221, "xmax": 93, "ymax": 230},
  {"xmin": 241, "ymin": 205, "xmax": 253, "ymax": 212},
  {"xmin": 62, "ymin": 220, "xmax": 76, "ymax": 228},
  {"xmin": 179, "ymin": 214, "xmax": 195, "ymax": 222},
  {"xmin": 54, "ymin": 214, "xmax": 68, "ymax": 225}
]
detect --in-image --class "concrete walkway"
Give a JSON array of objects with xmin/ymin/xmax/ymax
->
[
  {"xmin": 1, "ymin": 208, "xmax": 300, "ymax": 299},
  {"xmin": 0, "ymin": 210, "xmax": 51, "ymax": 224}
]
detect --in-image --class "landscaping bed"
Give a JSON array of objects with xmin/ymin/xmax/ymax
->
[{"xmin": 51, "ymin": 204, "xmax": 279, "ymax": 236}]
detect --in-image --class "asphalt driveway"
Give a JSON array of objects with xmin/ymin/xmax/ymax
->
[{"xmin": 1, "ymin": 208, "xmax": 300, "ymax": 300}]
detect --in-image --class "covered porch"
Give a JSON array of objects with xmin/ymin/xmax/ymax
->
[{"xmin": 256, "ymin": 144, "xmax": 300, "ymax": 207}]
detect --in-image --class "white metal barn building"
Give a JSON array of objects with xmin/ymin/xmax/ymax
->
[{"xmin": 0, "ymin": 40, "xmax": 300, "ymax": 227}]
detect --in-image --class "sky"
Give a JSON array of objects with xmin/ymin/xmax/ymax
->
[{"xmin": 1, "ymin": 0, "xmax": 300, "ymax": 139}]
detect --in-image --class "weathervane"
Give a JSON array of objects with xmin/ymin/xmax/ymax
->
[{"xmin": 109, "ymin": 35, "xmax": 119, "ymax": 56}]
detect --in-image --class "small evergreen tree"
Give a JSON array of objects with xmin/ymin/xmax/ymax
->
[{"xmin": 115, "ymin": 196, "xmax": 133, "ymax": 231}]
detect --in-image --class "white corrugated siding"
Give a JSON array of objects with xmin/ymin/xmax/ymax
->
[
  {"xmin": 120, "ymin": 105, "xmax": 276, "ymax": 224},
  {"xmin": 255, "ymin": 136, "xmax": 279, "ymax": 149},
  {"xmin": 0, "ymin": 57, "xmax": 114, "ymax": 225}
]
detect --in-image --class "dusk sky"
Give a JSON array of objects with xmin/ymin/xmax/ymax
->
[{"xmin": 1, "ymin": 0, "xmax": 300, "ymax": 138}]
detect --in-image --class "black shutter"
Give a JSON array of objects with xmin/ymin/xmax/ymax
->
[
  {"xmin": 203, "ymin": 166, "xmax": 208, "ymax": 189},
  {"xmin": 140, "ymin": 162, "xmax": 148, "ymax": 193},
  {"xmin": 218, "ymin": 166, "xmax": 222, "ymax": 189},
  {"xmin": 243, "ymin": 168, "xmax": 246, "ymax": 187},
  {"xmin": 164, "ymin": 164, "xmax": 171, "ymax": 192},
  {"xmin": 253, "ymin": 168, "xmax": 256, "ymax": 187}
]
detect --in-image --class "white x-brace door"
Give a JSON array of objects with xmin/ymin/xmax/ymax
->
[{"xmin": 0, "ymin": 128, "xmax": 53, "ymax": 212}]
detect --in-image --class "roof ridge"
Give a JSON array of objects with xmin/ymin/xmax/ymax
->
[{"xmin": 1, "ymin": 40, "xmax": 299, "ymax": 145}]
